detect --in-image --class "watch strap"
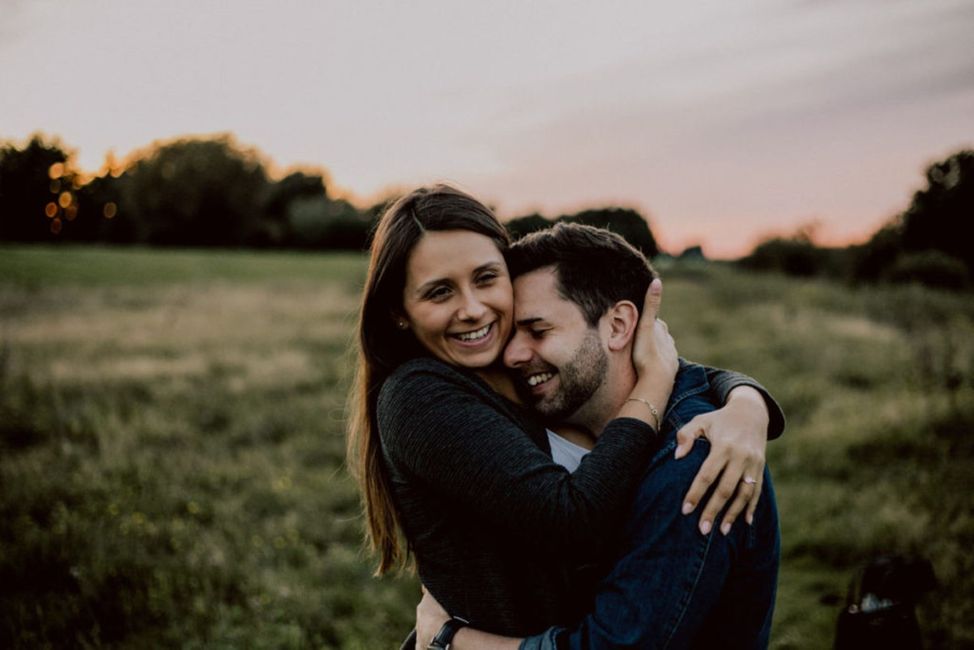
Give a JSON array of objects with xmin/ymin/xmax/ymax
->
[{"xmin": 427, "ymin": 617, "xmax": 470, "ymax": 649}]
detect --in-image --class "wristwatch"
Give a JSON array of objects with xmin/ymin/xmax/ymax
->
[{"xmin": 427, "ymin": 617, "xmax": 470, "ymax": 649}]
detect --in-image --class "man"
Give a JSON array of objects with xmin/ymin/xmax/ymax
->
[{"xmin": 419, "ymin": 223, "xmax": 781, "ymax": 649}]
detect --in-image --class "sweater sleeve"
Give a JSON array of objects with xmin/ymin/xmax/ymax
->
[
  {"xmin": 378, "ymin": 360, "xmax": 656, "ymax": 555},
  {"xmin": 699, "ymin": 362, "xmax": 786, "ymax": 440}
]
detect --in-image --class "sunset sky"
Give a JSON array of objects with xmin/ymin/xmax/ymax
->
[{"xmin": 2, "ymin": 0, "xmax": 972, "ymax": 257}]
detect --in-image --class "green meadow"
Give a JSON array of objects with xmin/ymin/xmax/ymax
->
[{"xmin": 1, "ymin": 246, "xmax": 972, "ymax": 648}]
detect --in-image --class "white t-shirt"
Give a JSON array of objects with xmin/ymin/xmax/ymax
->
[{"xmin": 547, "ymin": 429, "xmax": 591, "ymax": 473}]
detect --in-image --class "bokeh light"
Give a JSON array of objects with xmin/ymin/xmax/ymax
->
[
  {"xmin": 45, "ymin": 202, "xmax": 58, "ymax": 218},
  {"xmin": 103, "ymin": 202, "xmax": 118, "ymax": 219}
]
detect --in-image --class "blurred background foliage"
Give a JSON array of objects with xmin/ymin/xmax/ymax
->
[{"xmin": 2, "ymin": 133, "xmax": 971, "ymax": 295}]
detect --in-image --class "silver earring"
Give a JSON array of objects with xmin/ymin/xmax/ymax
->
[{"xmin": 397, "ymin": 320, "xmax": 408, "ymax": 330}]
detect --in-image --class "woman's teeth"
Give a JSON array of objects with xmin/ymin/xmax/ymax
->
[
  {"xmin": 455, "ymin": 324, "xmax": 491, "ymax": 341},
  {"xmin": 527, "ymin": 372, "xmax": 554, "ymax": 387}
]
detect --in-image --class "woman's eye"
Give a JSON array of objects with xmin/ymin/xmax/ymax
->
[
  {"xmin": 426, "ymin": 286, "xmax": 451, "ymax": 301},
  {"xmin": 476, "ymin": 272, "xmax": 498, "ymax": 285}
]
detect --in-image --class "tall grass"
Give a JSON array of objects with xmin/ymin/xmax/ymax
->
[{"xmin": 1, "ymin": 247, "xmax": 971, "ymax": 648}]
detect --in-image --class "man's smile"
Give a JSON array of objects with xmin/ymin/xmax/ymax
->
[
  {"xmin": 517, "ymin": 364, "xmax": 560, "ymax": 399},
  {"xmin": 526, "ymin": 371, "xmax": 554, "ymax": 387}
]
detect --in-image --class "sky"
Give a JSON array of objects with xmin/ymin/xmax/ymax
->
[{"xmin": 2, "ymin": 0, "xmax": 972, "ymax": 257}]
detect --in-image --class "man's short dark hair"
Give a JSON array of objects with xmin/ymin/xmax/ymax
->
[{"xmin": 506, "ymin": 222, "xmax": 658, "ymax": 326}]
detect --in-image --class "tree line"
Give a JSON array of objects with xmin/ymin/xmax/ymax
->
[
  {"xmin": 0, "ymin": 134, "xmax": 373, "ymax": 250},
  {"xmin": 0, "ymin": 133, "xmax": 658, "ymax": 255},
  {"xmin": 1, "ymin": 133, "xmax": 969, "ymax": 290},
  {"xmin": 739, "ymin": 149, "xmax": 973, "ymax": 291}
]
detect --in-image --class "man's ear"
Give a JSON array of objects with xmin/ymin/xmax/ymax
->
[{"xmin": 604, "ymin": 300, "xmax": 639, "ymax": 352}]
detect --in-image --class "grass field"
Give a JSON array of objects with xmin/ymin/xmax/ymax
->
[{"xmin": 2, "ymin": 245, "xmax": 972, "ymax": 649}]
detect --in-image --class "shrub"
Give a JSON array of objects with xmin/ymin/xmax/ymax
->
[
  {"xmin": 739, "ymin": 237, "xmax": 828, "ymax": 277},
  {"xmin": 885, "ymin": 250, "xmax": 970, "ymax": 290}
]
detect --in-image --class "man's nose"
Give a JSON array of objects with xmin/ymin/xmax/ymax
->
[{"xmin": 503, "ymin": 331, "xmax": 531, "ymax": 368}]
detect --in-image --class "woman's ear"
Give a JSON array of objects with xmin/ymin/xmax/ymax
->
[
  {"xmin": 605, "ymin": 301, "xmax": 638, "ymax": 352},
  {"xmin": 390, "ymin": 311, "xmax": 410, "ymax": 331}
]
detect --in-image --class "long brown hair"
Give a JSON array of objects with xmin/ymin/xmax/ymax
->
[{"xmin": 346, "ymin": 184, "xmax": 511, "ymax": 574}]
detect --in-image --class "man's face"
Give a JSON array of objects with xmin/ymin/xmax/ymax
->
[{"xmin": 503, "ymin": 267, "xmax": 608, "ymax": 422}]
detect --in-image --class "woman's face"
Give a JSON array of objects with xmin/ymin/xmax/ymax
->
[{"xmin": 401, "ymin": 229, "xmax": 513, "ymax": 370}]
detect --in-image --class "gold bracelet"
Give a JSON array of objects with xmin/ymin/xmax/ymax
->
[{"xmin": 625, "ymin": 397, "xmax": 661, "ymax": 433}]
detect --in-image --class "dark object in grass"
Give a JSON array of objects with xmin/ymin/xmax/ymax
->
[{"xmin": 834, "ymin": 555, "xmax": 937, "ymax": 650}]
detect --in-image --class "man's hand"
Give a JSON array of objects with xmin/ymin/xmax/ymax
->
[
  {"xmin": 675, "ymin": 385, "xmax": 769, "ymax": 534},
  {"xmin": 417, "ymin": 586, "xmax": 451, "ymax": 648}
]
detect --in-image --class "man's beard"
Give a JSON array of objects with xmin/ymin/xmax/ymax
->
[{"xmin": 531, "ymin": 330, "xmax": 608, "ymax": 422}]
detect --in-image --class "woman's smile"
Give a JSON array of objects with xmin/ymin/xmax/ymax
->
[{"xmin": 450, "ymin": 321, "xmax": 495, "ymax": 345}]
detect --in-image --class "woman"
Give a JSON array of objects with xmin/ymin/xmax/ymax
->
[{"xmin": 346, "ymin": 185, "xmax": 780, "ymax": 639}]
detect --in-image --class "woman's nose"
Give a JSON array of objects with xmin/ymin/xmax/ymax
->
[{"xmin": 457, "ymin": 290, "xmax": 487, "ymax": 321}]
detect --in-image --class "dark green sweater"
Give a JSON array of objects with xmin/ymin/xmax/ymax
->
[{"xmin": 377, "ymin": 357, "xmax": 782, "ymax": 636}]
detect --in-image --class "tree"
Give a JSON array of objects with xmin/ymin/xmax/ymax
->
[
  {"xmin": 0, "ymin": 134, "xmax": 79, "ymax": 242},
  {"xmin": 678, "ymin": 245, "xmax": 706, "ymax": 261},
  {"xmin": 505, "ymin": 213, "xmax": 551, "ymax": 241},
  {"xmin": 557, "ymin": 207, "xmax": 660, "ymax": 257},
  {"xmin": 900, "ymin": 149, "xmax": 974, "ymax": 273},
  {"xmin": 849, "ymin": 221, "xmax": 904, "ymax": 283},
  {"xmin": 71, "ymin": 173, "xmax": 130, "ymax": 243},
  {"xmin": 117, "ymin": 135, "xmax": 269, "ymax": 246},
  {"xmin": 259, "ymin": 171, "xmax": 327, "ymax": 247},
  {"xmin": 286, "ymin": 196, "xmax": 373, "ymax": 250},
  {"xmin": 739, "ymin": 235, "xmax": 826, "ymax": 277}
]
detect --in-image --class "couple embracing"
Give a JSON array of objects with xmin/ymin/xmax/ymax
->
[{"xmin": 347, "ymin": 185, "xmax": 782, "ymax": 649}]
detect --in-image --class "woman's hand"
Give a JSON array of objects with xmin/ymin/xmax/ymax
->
[
  {"xmin": 417, "ymin": 585, "xmax": 451, "ymax": 649},
  {"xmin": 676, "ymin": 386, "xmax": 769, "ymax": 535},
  {"xmin": 631, "ymin": 279, "xmax": 679, "ymax": 381},
  {"xmin": 418, "ymin": 586, "xmax": 523, "ymax": 649}
]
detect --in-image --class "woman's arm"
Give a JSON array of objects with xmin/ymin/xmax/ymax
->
[
  {"xmin": 379, "ymin": 363, "xmax": 657, "ymax": 552},
  {"xmin": 675, "ymin": 364, "xmax": 784, "ymax": 534},
  {"xmin": 702, "ymin": 366, "xmax": 785, "ymax": 439}
]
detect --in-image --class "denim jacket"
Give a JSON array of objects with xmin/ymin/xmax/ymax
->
[{"xmin": 522, "ymin": 362, "xmax": 781, "ymax": 649}]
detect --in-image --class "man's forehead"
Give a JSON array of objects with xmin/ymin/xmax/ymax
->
[{"xmin": 512, "ymin": 267, "xmax": 581, "ymax": 322}]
